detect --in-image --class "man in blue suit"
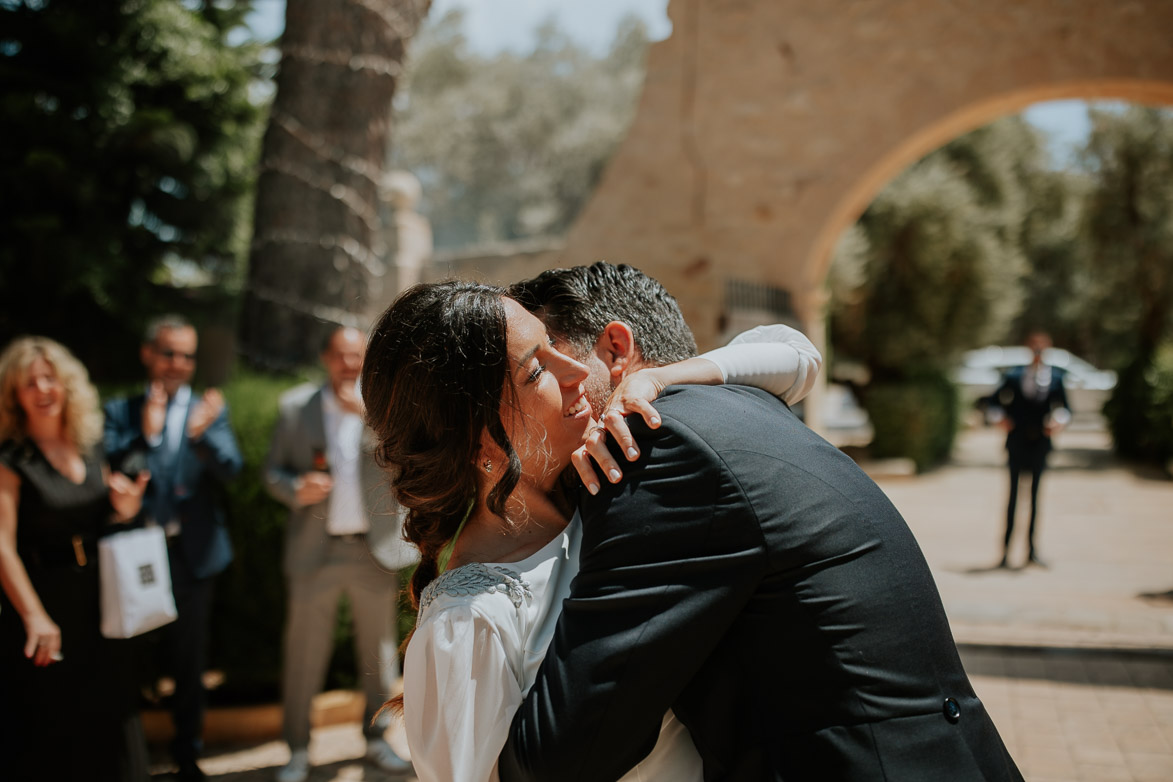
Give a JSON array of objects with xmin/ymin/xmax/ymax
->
[
  {"xmin": 104, "ymin": 315, "xmax": 243, "ymax": 782},
  {"xmin": 988, "ymin": 331, "xmax": 1070, "ymax": 568}
]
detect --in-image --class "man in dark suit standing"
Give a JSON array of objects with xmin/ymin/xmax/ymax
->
[
  {"xmin": 499, "ymin": 263, "xmax": 1022, "ymax": 782},
  {"xmin": 104, "ymin": 315, "xmax": 242, "ymax": 782},
  {"xmin": 988, "ymin": 331, "xmax": 1070, "ymax": 568}
]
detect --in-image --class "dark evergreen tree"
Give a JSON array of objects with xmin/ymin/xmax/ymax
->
[{"xmin": 0, "ymin": 0, "xmax": 265, "ymax": 377}]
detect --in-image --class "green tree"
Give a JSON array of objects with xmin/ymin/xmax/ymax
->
[
  {"xmin": 1006, "ymin": 167, "xmax": 1094, "ymax": 358},
  {"xmin": 830, "ymin": 117, "xmax": 1049, "ymax": 468},
  {"xmin": 0, "ymin": 0, "xmax": 265, "ymax": 376},
  {"xmin": 1079, "ymin": 107, "xmax": 1173, "ymax": 462},
  {"xmin": 389, "ymin": 10, "xmax": 649, "ymax": 248},
  {"xmin": 949, "ymin": 120, "xmax": 1097, "ymax": 357},
  {"xmin": 833, "ymin": 118, "xmax": 1052, "ymax": 375}
]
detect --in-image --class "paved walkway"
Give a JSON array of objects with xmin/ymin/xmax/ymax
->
[
  {"xmin": 158, "ymin": 426, "xmax": 1173, "ymax": 782},
  {"xmin": 961, "ymin": 645, "xmax": 1173, "ymax": 782},
  {"xmin": 890, "ymin": 426, "xmax": 1173, "ymax": 651}
]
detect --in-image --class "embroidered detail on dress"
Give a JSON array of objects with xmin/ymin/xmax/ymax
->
[{"xmin": 419, "ymin": 563, "xmax": 533, "ymax": 615}]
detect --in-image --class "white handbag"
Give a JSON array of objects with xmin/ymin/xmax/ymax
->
[{"xmin": 98, "ymin": 525, "xmax": 178, "ymax": 639}]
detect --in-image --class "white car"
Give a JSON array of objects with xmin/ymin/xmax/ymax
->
[
  {"xmin": 821, "ymin": 382, "xmax": 874, "ymax": 448},
  {"xmin": 952, "ymin": 345, "xmax": 1117, "ymax": 421}
]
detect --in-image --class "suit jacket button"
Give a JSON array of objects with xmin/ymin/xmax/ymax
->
[{"xmin": 943, "ymin": 697, "xmax": 961, "ymax": 724}]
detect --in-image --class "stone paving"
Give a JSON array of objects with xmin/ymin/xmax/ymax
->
[
  {"xmin": 155, "ymin": 426, "xmax": 1173, "ymax": 782},
  {"xmin": 889, "ymin": 427, "xmax": 1173, "ymax": 652},
  {"xmin": 962, "ymin": 646, "xmax": 1173, "ymax": 782}
]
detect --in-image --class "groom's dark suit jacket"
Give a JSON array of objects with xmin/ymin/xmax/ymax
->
[{"xmin": 500, "ymin": 385, "xmax": 1021, "ymax": 782}]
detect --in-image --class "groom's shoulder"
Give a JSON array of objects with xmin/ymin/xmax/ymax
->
[
  {"xmin": 657, "ymin": 384, "xmax": 795, "ymax": 420},
  {"xmin": 652, "ymin": 384, "xmax": 802, "ymax": 443}
]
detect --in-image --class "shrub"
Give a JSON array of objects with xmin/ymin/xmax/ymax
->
[
  {"xmin": 1104, "ymin": 344, "xmax": 1173, "ymax": 466},
  {"xmin": 862, "ymin": 372, "xmax": 960, "ymax": 472},
  {"xmin": 209, "ymin": 367, "xmax": 303, "ymax": 702}
]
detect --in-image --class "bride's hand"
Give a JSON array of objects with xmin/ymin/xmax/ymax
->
[{"xmin": 570, "ymin": 369, "xmax": 665, "ymax": 494}]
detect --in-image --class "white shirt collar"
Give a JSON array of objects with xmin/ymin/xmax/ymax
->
[
  {"xmin": 321, "ymin": 383, "xmax": 338, "ymax": 412},
  {"xmin": 172, "ymin": 384, "xmax": 192, "ymax": 407},
  {"xmin": 321, "ymin": 382, "xmax": 359, "ymax": 415}
]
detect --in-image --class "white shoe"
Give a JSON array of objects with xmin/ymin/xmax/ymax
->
[
  {"xmin": 276, "ymin": 748, "xmax": 310, "ymax": 782},
  {"xmin": 366, "ymin": 737, "xmax": 412, "ymax": 773}
]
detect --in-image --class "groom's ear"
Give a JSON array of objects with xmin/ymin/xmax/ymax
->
[{"xmin": 595, "ymin": 321, "xmax": 638, "ymax": 382}]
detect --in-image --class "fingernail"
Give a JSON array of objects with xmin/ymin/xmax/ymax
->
[
  {"xmin": 650, "ymin": 417, "xmax": 660, "ymax": 426},
  {"xmin": 608, "ymin": 469, "xmax": 621, "ymax": 482},
  {"xmin": 626, "ymin": 447, "xmax": 639, "ymax": 459},
  {"xmin": 587, "ymin": 483, "xmax": 599, "ymax": 495}
]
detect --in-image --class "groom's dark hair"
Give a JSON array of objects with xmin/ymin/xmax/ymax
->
[{"xmin": 508, "ymin": 262, "xmax": 697, "ymax": 367}]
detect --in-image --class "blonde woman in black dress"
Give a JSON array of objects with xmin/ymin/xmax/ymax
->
[{"xmin": 0, "ymin": 337, "xmax": 151, "ymax": 782}]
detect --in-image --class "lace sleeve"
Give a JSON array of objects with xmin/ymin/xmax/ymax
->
[
  {"xmin": 405, "ymin": 564, "xmax": 534, "ymax": 782},
  {"xmin": 419, "ymin": 563, "xmax": 533, "ymax": 616}
]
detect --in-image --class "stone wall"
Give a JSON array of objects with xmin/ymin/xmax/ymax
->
[
  {"xmin": 427, "ymin": 238, "xmax": 565, "ymax": 289},
  {"xmin": 558, "ymin": 0, "xmax": 1173, "ymax": 361}
]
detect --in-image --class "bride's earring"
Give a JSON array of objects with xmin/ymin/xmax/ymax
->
[{"xmin": 483, "ymin": 458, "xmax": 493, "ymax": 473}]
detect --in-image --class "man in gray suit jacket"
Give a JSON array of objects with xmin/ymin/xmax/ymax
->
[{"xmin": 264, "ymin": 327, "xmax": 417, "ymax": 782}]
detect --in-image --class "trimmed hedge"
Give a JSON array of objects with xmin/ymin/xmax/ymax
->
[
  {"xmin": 1104, "ymin": 344, "xmax": 1173, "ymax": 467},
  {"xmin": 862, "ymin": 372, "xmax": 960, "ymax": 472},
  {"xmin": 210, "ymin": 368, "xmax": 303, "ymax": 702}
]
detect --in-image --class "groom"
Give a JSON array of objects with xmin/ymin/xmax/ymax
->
[{"xmin": 499, "ymin": 263, "xmax": 1022, "ymax": 781}]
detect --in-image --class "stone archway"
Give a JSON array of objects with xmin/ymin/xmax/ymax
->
[
  {"xmin": 807, "ymin": 77, "xmax": 1173, "ymax": 290},
  {"xmin": 556, "ymin": 0, "xmax": 1173, "ymax": 383}
]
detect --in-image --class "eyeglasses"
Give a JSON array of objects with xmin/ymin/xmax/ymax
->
[{"xmin": 158, "ymin": 349, "xmax": 197, "ymax": 362}]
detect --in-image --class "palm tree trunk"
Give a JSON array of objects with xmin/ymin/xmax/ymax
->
[{"xmin": 241, "ymin": 0, "xmax": 431, "ymax": 368}]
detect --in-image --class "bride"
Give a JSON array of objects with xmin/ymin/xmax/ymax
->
[{"xmin": 361, "ymin": 279, "xmax": 820, "ymax": 782}]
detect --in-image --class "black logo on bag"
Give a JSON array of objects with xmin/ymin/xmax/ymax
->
[{"xmin": 139, "ymin": 564, "xmax": 156, "ymax": 586}]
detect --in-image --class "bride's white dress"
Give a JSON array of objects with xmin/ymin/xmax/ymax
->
[
  {"xmin": 402, "ymin": 324, "xmax": 822, "ymax": 782},
  {"xmin": 406, "ymin": 514, "xmax": 703, "ymax": 781}
]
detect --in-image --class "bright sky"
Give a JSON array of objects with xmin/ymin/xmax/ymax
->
[
  {"xmin": 1023, "ymin": 100, "xmax": 1096, "ymax": 165},
  {"xmin": 245, "ymin": 0, "xmax": 672, "ymax": 52},
  {"xmin": 245, "ymin": 0, "xmax": 1097, "ymax": 162},
  {"xmin": 428, "ymin": 0, "xmax": 673, "ymax": 52}
]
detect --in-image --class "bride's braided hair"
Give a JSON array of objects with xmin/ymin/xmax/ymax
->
[{"xmin": 362, "ymin": 281, "xmax": 523, "ymax": 611}]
